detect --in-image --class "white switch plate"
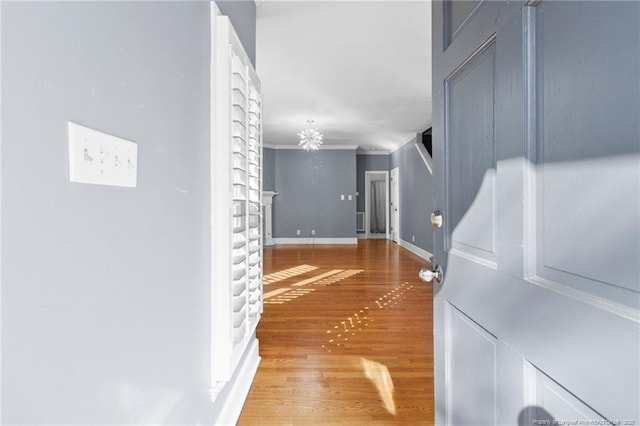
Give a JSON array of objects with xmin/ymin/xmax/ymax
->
[
  {"xmin": 348, "ymin": 194, "xmax": 352, "ymax": 200},
  {"xmin": 340, "ymin": 194, "xmax": 345, "ymax": 200},
  {"xmin": 68, "ymin": 122, "xmax": 138, "ymax": 188}
]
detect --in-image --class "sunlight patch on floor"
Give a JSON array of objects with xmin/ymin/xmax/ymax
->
[
  {"xmin": 263, "ymin": 264, "xmax": 318, "ymax": 286},
  {"xmin": 374, "ymin": 282, "xmax": 415, "ymax": 309},
  {"xmin": 307, "ymin": 269, "xmax": 364, "ymax": 288},
  {"xmin": 360, "ymin": 357, "xmax": 397, "ymax": 416},
  {"xmin": 314, "ymin": 282, "xmax": 417, "ymax": 416},
  {"xmin": 263, "ymin": 287, "xmax": 291, "ymax": 299},
  {"xmin": 322, "ymin": 282, "xmax": 415, "ymax": 351},
  {"xmin": 263, "ymin": 269, "xmax": 363, "ymax": 305},
  {"xmin": 291, "ymin": 269, "xmax": 344, "ymax": 287}
]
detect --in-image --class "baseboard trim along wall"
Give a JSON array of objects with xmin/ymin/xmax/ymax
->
[
  {"xmin": 273, "ymin": 238, "xmax": 358, "ymax": 245},
  {"xmin": 356, "ymin": 233, "xmax": 367, "ymax": 239},
  {"xmin": 213, "ymin": 338, "xmax": 261, "ymax": 425},
  {"xmin": 367, "ymin": 234, "xmax": 388, "ymax": 240},
  {"xmin": 398, "ymin": 239, "xmax": 433, "ymax": 261}
]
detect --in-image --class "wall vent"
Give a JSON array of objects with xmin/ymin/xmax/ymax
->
[{"xmin": 356, "ymin": 212, "xmax": 365, "ymax": 232}]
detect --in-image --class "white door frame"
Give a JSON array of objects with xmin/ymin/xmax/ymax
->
[
  {"xmin": 364, "ymin": 171, "xmax": 389, "ymax": 239},
  {"xmin": 390, "ymin": 167, "xmax": 400, "ymax": 243}
]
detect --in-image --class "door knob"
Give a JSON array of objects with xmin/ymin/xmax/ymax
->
[
  {"xmin": 419, "ymin": 264, "xmax": 443, "ymax": 283},
  {"xmin": 431, "ymin": 210, "xmax": 443, "ymax": 228}
]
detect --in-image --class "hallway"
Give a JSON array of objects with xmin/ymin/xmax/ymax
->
[{"xmin": 238, "ymin": 240, "xmax": 434, "ymax": 425}]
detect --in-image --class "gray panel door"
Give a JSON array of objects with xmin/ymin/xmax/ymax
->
[{"xmin": 430, "ymin": 1, "xmax": 640, "ymax": 425}]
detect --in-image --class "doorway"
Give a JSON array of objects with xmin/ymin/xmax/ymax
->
[{"xmin": 364, "ymin": 171, "xmax": 389, "ymax": 239}]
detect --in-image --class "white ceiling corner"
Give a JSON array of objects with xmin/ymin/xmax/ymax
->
[{"xmin": 256, "ymin": 0, "xmax": 432, "ymax": 152}]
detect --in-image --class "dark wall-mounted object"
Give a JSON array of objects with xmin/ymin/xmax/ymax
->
[{"xmin": 417, "ymin": 127, "xmax": 433, "ymax": 158}]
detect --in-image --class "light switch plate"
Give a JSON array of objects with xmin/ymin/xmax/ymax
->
[{"xmin": 68, "ymin": 122, "xmax": 137, "ymax": 188}]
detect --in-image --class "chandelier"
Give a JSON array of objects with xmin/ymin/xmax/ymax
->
[{"xmin": 298, "ymin": 119, "xmax": 323, "ymax": 151}]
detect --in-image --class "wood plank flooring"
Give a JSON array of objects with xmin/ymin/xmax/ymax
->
[{"xmin": 238, "ymin": 240, "xmax": 434, "ymax": 425}]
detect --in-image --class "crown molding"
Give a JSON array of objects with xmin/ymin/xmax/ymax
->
[
  {"xmin": 356, "ymin": 150, "xmax": 390, "ymax": 156},
  {"xmin": 264, "ymin": 144, "xmax": 359, "ymax": 150}
]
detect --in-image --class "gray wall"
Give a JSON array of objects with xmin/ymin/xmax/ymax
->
[
  {"xmin": 274, "ymin": 150, "xmax": 356, "ymax": 239},
  {"xmin": 263, "ymin": 147, "xmax": 275, "ymax": 192},
  {"xmin": 216, "ymin": 0, "xmax": 256, "ymax": 66},
  {"xmin": 390, "ymin": 139, "xmax": 434, "ymax": 253},
  {"xmin": 1, "ymin": 1, "xmax": 254, "ymax": 424},
  {"xmin": 356, "ymin": 154, "xmax": 390, "ymax": 213}
]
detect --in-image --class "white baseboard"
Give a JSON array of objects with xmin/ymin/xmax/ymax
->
[
  {"xmin": 357, "ymin": 234, "xmax": 392, "ymax": 240},
  {"xmin": 213, "ymin": 338, "xmax": 261, "ymax": 426},
  {"xmin": 367, "ymin": 233, "xmax": 388, "ymax": 239},
  {"xmin": 274, "ymin": 237, "xmax": 358, "ymax": 245},
  {"xmin": 398, "ymin": 239, "xmax": 433, "ymax": 261}
]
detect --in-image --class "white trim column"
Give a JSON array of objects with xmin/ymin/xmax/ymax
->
[{"xmin": 262, "ymin": 191, "xmax": 277, "ymax": 246}]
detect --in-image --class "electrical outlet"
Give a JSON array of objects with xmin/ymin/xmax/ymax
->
[
  {"xmin": 68, "ymin": 122, "xmax": 137, "ymax": 188},
  {"xmin": 311, "ymin": 230, "xmax": 315, "ymax": 236},
  {"xmin": 348, "ymin": 194, "xmax": 352, "ymax": 200},
  {"xmin": 412, "ymin": 235, "xmax": 415, "ymax": 242},
  {"xmin": 296, "ymin": 229, "xmax": 301, "ymax": 236},
  {"xmin": 340, "ymin": 194, "xmax": 345, "ymax": 200}
]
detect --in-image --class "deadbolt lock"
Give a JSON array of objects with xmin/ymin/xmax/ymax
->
[{"xmin": 431, "ymin": 210, "xmax": 443, "ymax": 228}]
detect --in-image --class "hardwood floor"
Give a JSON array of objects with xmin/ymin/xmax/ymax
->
[{"xmin": 237, "ymin": 240, "xmax": 434, "ymax": 425}]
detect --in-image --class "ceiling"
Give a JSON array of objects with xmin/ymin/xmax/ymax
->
[{"xmin": 255, "ymin": 1, "xmax": 432, "ymax": 153}]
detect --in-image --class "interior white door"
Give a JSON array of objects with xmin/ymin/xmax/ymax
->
[
  {"xmin": 390, "ymin": 167, "xmax": 399, "ymax": 243},
  {"xmin": 429, "ymin": 1, "xmax": 639, "ymax": 425}
]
